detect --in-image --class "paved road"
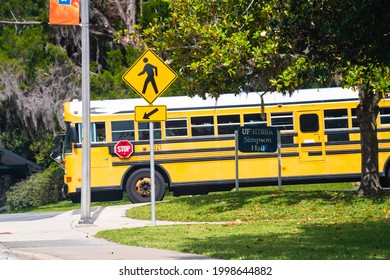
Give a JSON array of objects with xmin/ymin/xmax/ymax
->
[
  {"xmin": 0, "ymin": 204, "xmax": 214, "ymax": 260},
  {"xmin": 0, "ymin": 211, "xmax": 64, "ymax": 222}
]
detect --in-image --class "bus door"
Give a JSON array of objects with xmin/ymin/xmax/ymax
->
[{"xmin": 297, "ymin": 111, "xmax": 325, "ymax": 161}]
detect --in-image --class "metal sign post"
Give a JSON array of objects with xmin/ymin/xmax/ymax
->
[
  {"xmin": 277, "ymin": 130, "xmax": 282, "ymax": 191},
  {"xmin": 235, "ymin": 130, "xmax": 239, "ymax": 192},
  {"xmin": 149, "ymin": 122, "xmax": 156, "ymax": 226},
  {"xmin": 79, "ymin": 0, "xmax": 92, "ymax": 224}
]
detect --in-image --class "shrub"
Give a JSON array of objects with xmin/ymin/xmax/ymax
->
[{"xmin": 5, "ymin": 163, "xmax": 64, "ymax": 210}]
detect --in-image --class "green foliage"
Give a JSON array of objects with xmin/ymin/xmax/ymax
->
[
  {"xmin": 140, "ymin": 0, "xmax": 302, "ymax": 96},
  {"xmin": 90, "ymin": 47, "xmax": 136, "ymax": 100},
  {"xmin": 5, "ymin": 164, "xmax": 64, "ymax": 211},
  {"xmin": 0, "ymin": 115, "xmax": 57, "ymax": 169},
  {"xmin": 124, "ymin": 46, "xmax": 143, "ymax": 66},
  {"xmin": 140, "ymin": 0, "xmax": 390, "ymax": 97},
  {"xmin": 0, "ymin": 129, "xmax": 34, "ymax": 162},
  {"xmin": 342, "ymin": 62, "xmax": 390, "ymax": 97},
  {"xmin": 107, "ymin": 49, "xmax": 126, "ymax": 75},
  {"xmin": 91, "ymin": 70, "xmax": 129, "ymax": 100},
  {"xmin": 43, "ymin": 43, "xmax": 73, "ymax": 68},
  {"xmin": 0, "ymin": 126, "xmax": 55, "ymax": 168},
  {"xmin": 274, "ymin": 0, "xmax": 390, "ymax": 94},
  {"xmin": 138, "ymin": 0, "xmax": 170, "ymax": 30},
  {"xmin": 0, "ymin": 26, "xmax": 47, "ymax": 81},
  {"xmin": 0, "ymin": 0, "xmax": 46, "ymax": 20},
  {"xmin": 29, "ymin": 133, "xmax": 56, "ymax": 168},
  {"xmin": 269, "ymin": 56, "xmax": 309, "ymax": 93}
]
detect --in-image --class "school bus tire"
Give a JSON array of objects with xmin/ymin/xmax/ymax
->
[
  {"xmin": 69, "ymin": 193, "xmax": 80, "ymax": 203},
  {"xmin": 125, "ymin": 168, "xmax": 165, "ymax": 203}
]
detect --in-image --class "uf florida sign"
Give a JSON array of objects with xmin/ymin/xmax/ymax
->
[{"xmin": 238, "ymin": 126, "xmax": 278, "ymax": 153}]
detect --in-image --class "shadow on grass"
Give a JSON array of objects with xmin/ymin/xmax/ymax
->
[
  {"xmin": 178, "ymin": 188, "xmax": 390, "ymax": 216},
  {"xmin": 182, "ymin": 220, "xmax": 390, "ymax": 260}
]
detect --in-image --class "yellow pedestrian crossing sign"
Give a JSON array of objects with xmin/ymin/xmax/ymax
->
[{"xmin": 122, "ymin": 49, "xmax": 177, "ymax": 104}]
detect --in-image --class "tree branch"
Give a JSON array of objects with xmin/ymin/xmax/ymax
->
[
  {"xmin": 0, "ymin": 20, "xmax": 42, "ymax": 25},
  {"xmin": 113, "ymin": 0, "xmax": 127, "ymax": 24}
]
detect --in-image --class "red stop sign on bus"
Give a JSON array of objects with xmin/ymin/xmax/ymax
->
[{"xmin": 114, "ymin": 140, "xmax": 133, "ymax": 158}]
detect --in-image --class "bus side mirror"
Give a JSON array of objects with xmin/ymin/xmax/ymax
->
[
  {"xmin": 51, "ymin": 134, "xmax": 65, "ymax": 168},
  {"xmin": 53, "ymin": 134, "xmax": 64, "ymax": 148}
]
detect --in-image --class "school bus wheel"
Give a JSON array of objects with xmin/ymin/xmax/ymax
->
[{"xmin": 125, "ymin": 168, "xmax": 165, "ymax": 203}]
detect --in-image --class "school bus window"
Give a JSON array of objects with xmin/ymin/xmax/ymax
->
[
  {"xmin": 324, "ymin": 109, "xmax": 348, "ymax": 130},
  {"xmin": 76, "ymin": 122, "xmax": 106, "ymax": 143},
  {"xmin": 166, "ymin": 119, "xmax": 188, "ymax": 137},
  {"xmin": 351, "ymin": 108, "xmax": 359, "ymax": 128},
  {"xmin": 244, "ymin": 113, "xmax": 267, "ymax": 125},
  {"xmin": 95, "ymin": 123, "xmax": 106, "ymax": 142},
  {"xmin": 191, "ymin": 116, "xmax": 214, "ymax": 137},
  {"xmin": 138, "ymin": 122, "xmax": 162, "ymax": 140},
  {"xmin": 64, "ymin": 122, "xmax": 74, "ymax": 153},
  {"xmin": 325, "ymin": 109, "xmax": 349, "ymax": 142},
  {"xmin": 112, "ymin": 121, "xmax": 135, "ymax": 141},
  {"xmin": 270, "ymin": 112, "xmax": 294, "ymax": 131},
  {"xmin": 217, "ymin": 115, "xmax": 240, "ymax": 135},
  {"xmin": 380, "ymin": 107, "xmax": 390, "ymax": 126},
  {"xmin": 300, "ymin": 114, "xmax": 319, "ymax": 133}
]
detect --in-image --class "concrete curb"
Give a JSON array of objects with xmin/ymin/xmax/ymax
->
[
  {"xmin": 1, "ymin": 248, "xmax": 61, "ymax": 260},
  {"xmin": 0, "ymin": 243, "xmax": 61, "ymax": 260}
]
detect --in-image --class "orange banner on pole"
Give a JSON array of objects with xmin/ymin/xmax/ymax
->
[{"xmin": 49, "ymin": 0, "xmax": 80, "ymax": 26}]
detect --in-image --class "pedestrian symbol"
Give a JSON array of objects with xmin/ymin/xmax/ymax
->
[
  {"xmin": 138, "ymin": 58, "xmax": 158, "ymax": 95},
  {"xmin": 122, "ymin": 49, "xmax": 177, "ymax": 104}
]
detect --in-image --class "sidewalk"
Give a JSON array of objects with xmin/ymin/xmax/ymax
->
[{"xmin": 0, "ymin": 204, "xmax": 214, "ymax": 260}]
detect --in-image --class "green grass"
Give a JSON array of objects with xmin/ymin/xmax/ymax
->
[{"xmin": 95, "ymin": 183, "xmax": 390, "ymax": 260}]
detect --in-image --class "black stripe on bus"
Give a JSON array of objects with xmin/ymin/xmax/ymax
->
[
  {"xmin": 102, "ymin": 141, "xmax": 385, "ymax": 159},
  {"xmin": 112, "ymin": 152, "xmax": 299, "ymax": 167},
  {"xmin": 112, "ymin": 144, "xmax": 390, "ymax": 167},
  {"xmin": 83, "ymin": 126, "xmax": 390, "ymax": 151},
  {"xmin": 170, "ymin": 173, "xmax": 362, "ymax": 190},
  {"xmin": 308, "ymin": 151, "xmax": 323, "ymax": 156}
]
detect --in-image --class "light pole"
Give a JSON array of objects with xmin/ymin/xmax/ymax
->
[{"xmin": 79, "ymin": 0, "xmax": 92, "ymax": 224}]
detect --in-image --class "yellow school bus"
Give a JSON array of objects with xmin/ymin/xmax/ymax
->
[{"xmin": 53, "ymin": 87, "xmax": 390, "ymax": 203}]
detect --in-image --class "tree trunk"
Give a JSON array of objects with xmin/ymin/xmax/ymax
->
[
  {"xmin": 113, "ymin": 0, "xmax": 139, "ymax": 47},
  {"xmin": 356, "ymin": 86, "xmax": 384, "ymax": 196}
]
